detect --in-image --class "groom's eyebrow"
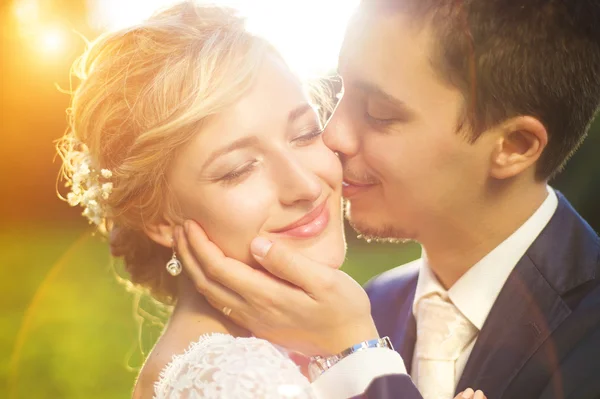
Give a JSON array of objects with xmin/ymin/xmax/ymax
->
[{"xmin": 354, "ymin": 80, "xmax": 407, "ymax": 109}]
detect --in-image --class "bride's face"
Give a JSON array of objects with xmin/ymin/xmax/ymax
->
[{"xmin": 167, "ymin": 55, "xmax": 346, "ymax": 268}]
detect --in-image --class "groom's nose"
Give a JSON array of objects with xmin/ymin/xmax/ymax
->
[{"xmin": 323, "ymin": 101, "xmax": 361, "ymax": 159}]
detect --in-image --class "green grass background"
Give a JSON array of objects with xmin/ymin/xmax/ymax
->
[{"xmin": 2, "ymin": 224, "xmax": 419, "ymax": 398}]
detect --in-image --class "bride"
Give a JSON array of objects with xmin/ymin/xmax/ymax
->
[{"xmin": 57, "ymin": 2, "xmax": 486, "ymax": 399}]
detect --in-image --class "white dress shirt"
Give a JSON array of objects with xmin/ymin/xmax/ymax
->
[
  {"xmin": 411, "ymin": 186, "xmax": 558, "ymax": 387},
  {"xmin": 310, "ymin": 187, "xmax": 558, "ymax": 398}
]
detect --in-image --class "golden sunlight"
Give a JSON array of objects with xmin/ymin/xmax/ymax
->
[
  {"xmin": 13, "ymin": 0, "xmax": 39, "ymax": 24},
  {"xmin": 39, "ymin": 26, "xmax": 67, "ymax": 55},
  {"xmin": 86, "ymin": 0, "xmax": 360, "ymax": 76}
]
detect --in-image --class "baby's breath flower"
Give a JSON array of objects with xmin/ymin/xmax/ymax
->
[
  {"xmin": 67, "ymin": 192, "xmax": 80, "ymax": 206},
  {"xmin": 72, "ymin": 173, "xmax": 83, "ymax": 186},
  {"xmin": 79, "ymin": 163, "xmax": 90, "ymax": 177},
  {"xmin": 101, "ymin": 182, "xmax": 113, "ymax": 200},
  {"xmin": 64, "ymin": 145, "xmax": 113, "ymax": 233}
]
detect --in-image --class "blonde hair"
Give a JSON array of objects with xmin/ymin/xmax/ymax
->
[{"xmin": 57, "ymin": 2, "xmax": 275, "ymax": 303}]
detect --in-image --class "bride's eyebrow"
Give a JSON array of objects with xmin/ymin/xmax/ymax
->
[
  {"xmin": 288, "ymin": 103, "xmax": 313, "ymax": 124},
  {"xmin": 202, "ymin": 103, "xmax": 313, "ymax": 169},
  {"xmin": 202, "ymin": 136, "xmax": 260, "ymax": 169}
]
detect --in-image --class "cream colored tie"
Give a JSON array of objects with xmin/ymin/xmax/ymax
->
[{"xmin": 413, "ymin": 294, "xmax": 478, "ymax": 399}]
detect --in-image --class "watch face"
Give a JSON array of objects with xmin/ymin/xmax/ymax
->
[
  {"xmin": 308, "ymin": 362, "xmax": 321, "ymax": 381},
  {"xmin": 308, "ymin": 355, "xmax": 336, "ymax": 380}
]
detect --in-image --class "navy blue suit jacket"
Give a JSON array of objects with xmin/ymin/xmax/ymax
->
[{"xmin": 357, "ymin": 193, "xmax": 600, "ymax": 399}]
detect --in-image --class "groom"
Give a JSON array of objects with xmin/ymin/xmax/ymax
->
[{"xmin": 178, "ymin": 0, "xmax": 600, "ymax": 398}]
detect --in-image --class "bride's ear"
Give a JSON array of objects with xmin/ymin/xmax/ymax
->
[{"xmin": 144, "ymin": 218, "xmax": 176, "ymax": 249}]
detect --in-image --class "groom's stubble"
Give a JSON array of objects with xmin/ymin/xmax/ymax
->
[
  {"xmin": 339, "ymin": 161, "xmax": 414, "ymax": 243},
  {"xmin": 343, "ymin": 199, "xmax": 413, "ymax": 244}
]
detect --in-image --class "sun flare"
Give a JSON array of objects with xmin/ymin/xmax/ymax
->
[{"xmin": 86, "ymin": 0, "xmax": 360, "ymax": 76}]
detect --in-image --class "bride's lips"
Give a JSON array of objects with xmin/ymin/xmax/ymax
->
[
  {"xmin": 342, "ymin": 179, "xmax": 377, "ymax": 198},
  {"xmin": 271, "ymin": 197, "xmax": 330, "ymax": 238}
]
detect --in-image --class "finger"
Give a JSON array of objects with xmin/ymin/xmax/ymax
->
[
  {"xmin": 184, "ymin": 220, "xmax": 304, "ymax": 303},
  {"xmin": 182, "ymin": 220, "xmax": 227, "ymax": 266},
  {"xmin": 250, "ymin": 237, "xmax": 335, "ymax": 294},
  {"xmin": 458, "ymin": 388, "xmax": 475, "ymax": 399},
  {"xmin": 175, "ymin": 225, "xmax": 246, "ymax": 308},
  {"xmin": 205, "ymin": 290, "xmax": 283, "ymax": 338},
  {"xmin": 182, "ymin": 220, "xmax": 259, "ymax": 297},
  {"xmin": 205, "ymin": 295, "xmax": 252, "ymax": 327},
  {"xmin": 474, "ymin": 390, "xmax": 486, "ymax": 399}
]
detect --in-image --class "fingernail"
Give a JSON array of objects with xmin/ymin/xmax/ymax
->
[
  {"xmin": 251, "ymin": 237, "xmax": 272, "ymax": 258},
  {"xmin": 474, "ymin": 390, "xmax": 484, "ymax": 399},
  {"xmin": 462, "ymin": 388, "xmax": 475, "ymax": 399},
  {"xmin": 184, "ymin": 220, "xmax": 191, "ymax": 234}
]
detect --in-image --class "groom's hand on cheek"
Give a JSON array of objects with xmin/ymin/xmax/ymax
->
[{"xmin": 175, "ymin": 219, "xmax": 379, "ymax": 356}]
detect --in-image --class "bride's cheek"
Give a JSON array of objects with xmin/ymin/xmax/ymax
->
[
  {"xmin": 215, "ymin": 186, "xmax": 273, "ymax": 231},
  {"xmin": 320, "ymin": 149, "xmax": 344, "ymax": 189}
]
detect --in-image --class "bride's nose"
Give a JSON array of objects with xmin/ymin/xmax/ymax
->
[{"xmin": 275, "ymin": 157, "xmax": 322, "ymax": 206}]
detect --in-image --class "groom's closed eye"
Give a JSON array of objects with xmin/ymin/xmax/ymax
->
[
  {"xmin": 351, "ymin": 80, "xmax": 416, "ymax": 127},
  {"xmin": 365, "ymin": 96, "xmax": 411, "ymax": 125}
]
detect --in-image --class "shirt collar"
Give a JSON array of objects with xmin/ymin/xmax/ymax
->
[{"xmin": 413, "ymin": 186, "xmax": 559, "ymax": 329}]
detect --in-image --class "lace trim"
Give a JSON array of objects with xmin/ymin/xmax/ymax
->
[
  {"xmin": 153, "ymin": 333, "xmax": 314, "ymax": 399},
  {"xmin": 154, "ymin": 332, "xmax": 226, "ymax": 396}
]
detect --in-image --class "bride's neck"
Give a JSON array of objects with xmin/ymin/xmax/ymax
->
[{"xmin": 169, "ymin": 275, "xmax": 249, "ymax": 338}]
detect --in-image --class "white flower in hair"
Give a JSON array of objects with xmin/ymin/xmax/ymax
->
[
  {"xmin": 101, "ymin": 182, "xmax": 113, "ymax": 199},
  {"xmin": 64, "ymin": 144, "xmax": 113, "ymax": 234},
  {"xmin": 67, "ymin": 192, "xmax": 80, "ymax": 206}
]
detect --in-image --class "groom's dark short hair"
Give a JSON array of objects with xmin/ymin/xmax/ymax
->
[{"xmin": 362, "ymin": 0, "xmax": 600, "ymax": 179}]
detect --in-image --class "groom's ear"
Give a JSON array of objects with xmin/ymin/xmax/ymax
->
[
  {"xmin": 489, "ymin": 116, "xmax": 548, "ymax": 180},
  {"xmin": 144, "ymin": 217, "xmax": 176, "ymax": 249}
]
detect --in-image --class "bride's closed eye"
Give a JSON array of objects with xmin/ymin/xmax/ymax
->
[
  {"xmin": 292, "ymin": 127, "xmax": 323, "ymax": 146},
  {"xmin": 219, "ymin": 160, "xmax": 261, "ymax": 184},
  {"xmin": 217, "ymin": 125, "xmax": 322, "ymax": 185}
]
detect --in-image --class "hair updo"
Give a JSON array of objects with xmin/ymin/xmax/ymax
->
[{"xmin": 57, "ymin": 2, "xmax": 274, "ymax": 304}]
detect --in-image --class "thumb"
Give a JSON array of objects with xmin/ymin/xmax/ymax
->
[{"xmin": 250, "ymin": 237, "xmax": 323, "ymax": 292}]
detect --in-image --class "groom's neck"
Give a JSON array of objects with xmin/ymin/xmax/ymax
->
[{"xmin": 420, "ymin": 180, "xmax": 549, "ymax": 289}]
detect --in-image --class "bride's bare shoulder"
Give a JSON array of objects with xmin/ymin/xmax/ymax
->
[
  {"xmin": 134, "ymin": 308, "xmax": 249, "ymax": 398},
  {"xmin": 132, "ymin": 333, "xmax": 189, "ymax": 399},
  {"xmin": 133, "ymin": 316, "xmax": 220, "ymax": 399}
]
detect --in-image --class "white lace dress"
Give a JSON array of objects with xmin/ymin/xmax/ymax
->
[{"xmin": 154, "ymin": 333, "xmax": 316, "ymax": 399}]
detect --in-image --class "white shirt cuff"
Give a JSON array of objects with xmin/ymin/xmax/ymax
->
[{"xmin": 310, "ymin": 348, "xmax": 407, "ymax": 399}]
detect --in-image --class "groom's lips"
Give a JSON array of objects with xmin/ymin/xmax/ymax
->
[{"xmin": 342, "ymin": 179, "xmax": 377, "ymax": 198}]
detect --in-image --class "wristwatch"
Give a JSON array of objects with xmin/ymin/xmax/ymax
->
[{"xmin": 308, "ymin": 336, "xmax": 394, "ymax": 380}]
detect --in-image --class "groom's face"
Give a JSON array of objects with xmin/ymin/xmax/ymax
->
[{"xmin": 324, "ymin": 12, "xmax": 493, "ymax": 240}]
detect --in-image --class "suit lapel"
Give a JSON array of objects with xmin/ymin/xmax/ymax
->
[
  {"xmin": 455, "ymin": 256, "xmax": 571, "ymax": 398},
  {"xmin": 456, "ymin": 192, "xmax": 597, "ymax": 399}
]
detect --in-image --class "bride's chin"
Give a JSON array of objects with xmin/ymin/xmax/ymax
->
[
  {"xmin": 271, "ymin": 222, "xmax": 346, "ymax": 268},
  {"xmin": 303, "ymin": 239, "xmax": 347, "ymax": 269}
]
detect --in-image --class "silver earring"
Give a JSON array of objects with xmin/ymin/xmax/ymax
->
[{"xmin": 166, "ymin": 242, "xmax": 182, "ymax": 276}]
